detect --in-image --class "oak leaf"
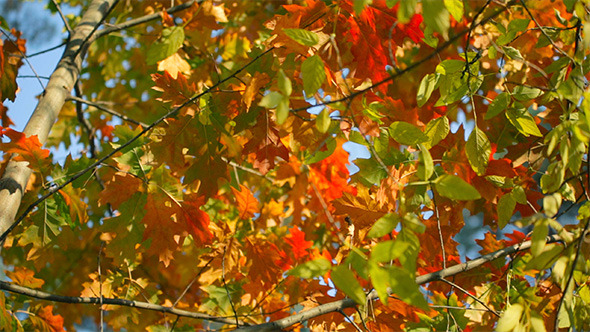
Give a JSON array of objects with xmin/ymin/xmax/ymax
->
[
  {"xmin": 151, "ymin": 71, "xmax": 196, "ymax": 106},
  {"xmin": 231, "ymin": 184, "xmax": 259, "ymax": 220},
  {"xmin": 0, "ymin": 127, "xmax": 51, "ymax": 172}
]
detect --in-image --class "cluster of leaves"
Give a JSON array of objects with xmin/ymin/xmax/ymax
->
[{"xmin": 1, "ymin": 0, "xmax": 590, "ymax": 331}]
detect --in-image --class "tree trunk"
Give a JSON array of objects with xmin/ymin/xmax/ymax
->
[{"xmin": 0, "ymin": 0, "xmax": 116, "ymax": 239}]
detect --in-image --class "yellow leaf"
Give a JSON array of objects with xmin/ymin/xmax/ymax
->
[{"xmin": 157, "ymin": 52, "xmax": 191, "ymax": 79}]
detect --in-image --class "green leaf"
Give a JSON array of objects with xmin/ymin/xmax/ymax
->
[
  {"xmin": 277, "ymin": 69, "xmax": 292, "ymax": 96},
  {"xmin": 465, "ymin": 127, "xmax": 491, "ymax": 176},
  {"xmin": 485, "ymin": 92, "xmax": 510, "ymax": 120},
  {"xmin": 331, "ymin": 265, "xmax": 366, "ymax": 305},
  {"xmin": 276, "ymin": 97, "xmax": 290, "ymax": 125},
  {"xmin": 436, "ymin": 59, "xmax": 465, "ymax": 74},
  {"xmin": 497, "ymin": 193, "xmax": 516, "ymax": 229},
  {"xmin": 502, "ymin": 46, "xmax": 524, "ymax": 61},
  {"xmin": 531, "ymin": 217, "xmax": 549, "ymax": 257},
  {"xmin": 368, "ymin": 213, "xmax": 400, "ymax": 238},
  {"xmin": 423, "ymin": 0, "xmax": 450, "ymax": 38},
  {"xmin": 424, "ymin": 116, "xmax": 450, "ymax": 148},
  {"xmin": 444, "ymin": 0, "xmax": 463, "ymax": 22},
  {"xmin": 540, "ymin": 160, "xmax": 565, "ymax": 193},
  {"xmin": 389, "ymin": 121, "xmax": 428, "ymax": 145},
  {"xmin": 508, "ymin": 19, "xmax": 531, "ymax": 33},
  {"xmin": 354, "ymin": 157, "xmax": 388, "ymax": 185},
  {"xmin": 288, "ymin": 258, "xmax": 331, "ymax": 279},
  {"xmin": 146, "ymin": 26, "xmax": 185, "ymax": 65},
  {"xmin": 513, "ymin": 86, "xmax": 543, "ymax": 101},
  {"xmin": 543, "ymin": 193, "xmax": 562, "ymax": 217},
  {"xmin": 370, "ymin": 240, "xmax": 410, "ymax": 263},
  {"xmin": 512, "ymin": 186, "xmax": 528, "ymax": 204},
  {"xmin": 301, "ymin": 55, "xmax": 326, "ymax": 96},
  {"xmin": 435, "ymin": 175, "xmax": 481, "ymax": 201},
  {"xmin": 506, "ymin": 108, "xmax": 542, "ymax": 137},
  {"xmin": 417, "ymin": 73, "xmax": 439, "ymax": 107},
  {"xmin": 258, "ymin": 91, "xmax": 283, "ymax": 108},
  {"xmin": 526, "ymin": 244, "xmax": 563, "ymax": 270},
  {"xmin": 282, "ymin": 28, "xmax": 319, "ymax": 46},
  {"xmin": 304, "ymin": 137, "xmax": 337, "ymax": 164},
  {"xmin": 397, "ymin": 0, "xmax": 417, "ymax": 23},
  {"xmin": 417, "ymin": 144, "xmax": 434, "ymax": 180},
  {"xmin": 496, "ymin": 304, "xmax": 524, "ymax": 332},
  {"xmin": 316, "ymin": 108, "xmax": 331, "ymax": 133},
  {"xmin": 354, "ymin": 0, "xmax": 373, "ymax": 14}
]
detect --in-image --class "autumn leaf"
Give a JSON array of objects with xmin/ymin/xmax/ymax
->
[
  {"xmin": 151, "ymin": 71, "xmax": 196, "ymax": 106},
  {"xmin": 6, "ymin": 267, "xmax": 44, "ymax": 289},
  {"xmin": 180, "ymin": 194, "xmax": 213, "ymax": 245},
  {"xmin": 231, "ymin": 184, "xmax": 259, "ymax": 220},
  {"xmin": 285, "ymin": 226, "xmax": 313, "ymax": 260},
  {"xmin": 0, "ymin": 127, "xmax": 51, "ymax": 172},
  {"xmin": 30, "ymin": 305, "xmax": 65, "ymax": 332}
]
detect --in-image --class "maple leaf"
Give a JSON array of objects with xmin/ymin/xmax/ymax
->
[
  {"xmin": 231, "ymin": 184, "xmax": 260, "ymax": 220},
  {"xmin": 151, "ymin": 71, "xmax": 196, "ymax": 106},
  {"xmin": 142, "ymin": 193, "xmax": 186, "ymax": 267},
  {"xmin": 180, "ymin": 194, "xmax": 213, "ymax": 246},
  {"xmin": 309, "ymin": 140, "xmax": 356, "ymax": 202},
  {"xmin": 99, "ymin": 172, "xmax": 144, "ymax": 210},
  {"xmin": 242, "ymin": 72, "xmax": 270, "ymax": 110},
  {"xmin": 31, "ymin": 305, "xmax": 65, "ymax": 332},
  {"xmin": 157, "ymin": 52, "xmax": 191, "ymax": 79},
  {"xmin": 285, "ymin": 226, "xmax": 313, "ymax": 260},
  {"xmin": 0, "ymin": 127, "xmax": 51, "ymax": 172},
  {"xmin": 6, "ymin": 266, "xmax": 44, "ymax": 289},
  {"xmin": 333, "ymin": 188, "xmax": 388, "ymax": 236},
  {"xmin": 245, "ymin": 237, "xmax": 284, "ymax": 285},
  {"xmin": 243, "ymin": 114, "xmax": 289, "ymax": 174}
]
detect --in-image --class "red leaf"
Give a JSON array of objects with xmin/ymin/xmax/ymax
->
[
  {"xmin": 181, "ymin": 194, "xmax": 213, "ymax": 245},
  {"xmin": 243, "ymin": 114, "xmax": 289, "ymax": 174},
  {"xmin": 285, "ymin": 226, "xmax": 313, "ymax": 260}
]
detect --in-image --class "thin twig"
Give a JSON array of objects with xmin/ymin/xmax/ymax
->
[
  {"xmin": 519, "ymin": 0, "xmax": 574, "ymax": 62},
  {"xmin": 173, "ymin": 257, "xmax": 215, "ymax": 307},
  {"xmin": 66, "ymin": 95, "xmax": 148, "ymax": 128},
  {"xmin": 222, "ymin": 244, "xmax": 239, "ymax": 326},
  {"xmin": 72, "ymin": 0, "xmax": 120, "ymax": 60},
  {"xmin": 98, "ymin": 242, "xmax": 105, "ymax": 332},
  {"xmin": 26, "ymin": 41, "xmax": 67, "ymax": 58},
  {"xmin": 95, "ymin": 0, "xmax": 203, "ymax": 39},
  {"xmin": 0, "ymin": 29, "xmax": 45, "ymax": 90},
  {"xmin": 51, "ymin": 0, "xmax": 73, "ymax": 34},
  {"xmin": 337, "ymin": 309, "xmax": 363, "ymax": 332},
  {"xmin": 0, "ymin": 281, "xmax": 243, "ymax": 325},
  {"xmin": 439, "ymin": 278, "xmax": 501, "ymax": 317},
  {"xmin": 74, "ymin": 81, "xmax": 97, "ymax": 158}
]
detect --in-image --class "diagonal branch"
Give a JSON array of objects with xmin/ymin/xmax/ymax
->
[
  {"xmin": 66, "ymin": 95, "xmax": 148, "ymax": 128},
  {"xmin": 234, "ymin": 234, "xmax": 563, "ymax": 332},
  {"xmin": 0, "ymin": 280, "xmax": 244, "ymax": 326},
  {"xmin": 95, "ymin": 0, "xmax": 203, "ymax": 39}
]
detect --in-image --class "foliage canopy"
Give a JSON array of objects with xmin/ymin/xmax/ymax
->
[{"xmin": 1, "ymin": 0, "xmax": 590, "ymax": 331}]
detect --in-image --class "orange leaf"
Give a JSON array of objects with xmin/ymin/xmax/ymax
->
[
  {"xmin": 231, "ymin": 184, "xmax": 259, "ymax": 219},
  {"xmin": 1, "ymin": 127, "xmax": 51, "ymax": 172},
  {"xmin": 99, "ymin": 172, "xmax": 144, "ymax": 210},
  {"xmin": 151, "ymin": 71, "xmax": 196, "ymax": 106},
  {"xmin": 6, "ymin": 266, "xmax": 44, "ymax": 289},
  {"xmin": 34, "ymin": 305, "xmax": 65, "ymax": 332}
]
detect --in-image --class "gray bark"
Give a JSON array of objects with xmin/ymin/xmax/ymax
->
[{"xmin": 0, "ymin": 0, "xmax": 116, "ymax": 239}]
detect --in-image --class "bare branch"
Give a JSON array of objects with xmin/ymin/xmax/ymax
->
[
  {"xmin": 0, "ymin": 280, "xmax": 244, "ymax": 326},
  {"xmin": 95, "ymin": 0, "xmax": 203, "ymax": 39},
  {"xmin": 66, "ymin": 95, "xmax": 148, "ymax": 129}
]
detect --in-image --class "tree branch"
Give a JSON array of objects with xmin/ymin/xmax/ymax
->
[
  {"xmin": 0, "ymin": 280, "xmax": 243, "ymax": 326},
  {"xmin": 234, "ymin": 234, "xmax": 563, "ymax": 331},
  {"xmin": 0, "ymin": 0, "xmax": 118, "ymax": 245},
  {"xmin": 66, "ymin": 95, "xmax": 148, "ymax": 128},
  {"xmin": 95, "ymin": 0, "xmax": 203, "ymax": 39}
]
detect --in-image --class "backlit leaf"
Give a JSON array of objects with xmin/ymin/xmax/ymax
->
[
  {"xmin": 435, "ymin": 175, "xmax": 481, "ymax": 201},
  {"xmin": 288, "ymin": 258, "xmax": 331, "ymax": 279},
  {"xmin": 301, "ymin": 55, "xmax": 326, "ymax": 96},
  {"xmin": 231, "ymin": 184, "xmax": 260, "ymax": 219},
  {"xmin": 506, "ymin": 108, "xmax": 542, "ymax": 137},
  {"xmin": 465, "ymin": 127, "xmax": 491, "ymax": 176},
  {"xmin": 282, "ymin": 28, "xmax": 319, "ymax": 46},
  {"xmin": 389, "ymin": 121, "xmax": 428, "ymax": 145},
  {"xmin": 331, "ymin": 265, "xmax": 366, "ymax": 304},
  {"xmin": 485, "ymin": 92, "xmax": 510, "ymax": 120}
]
